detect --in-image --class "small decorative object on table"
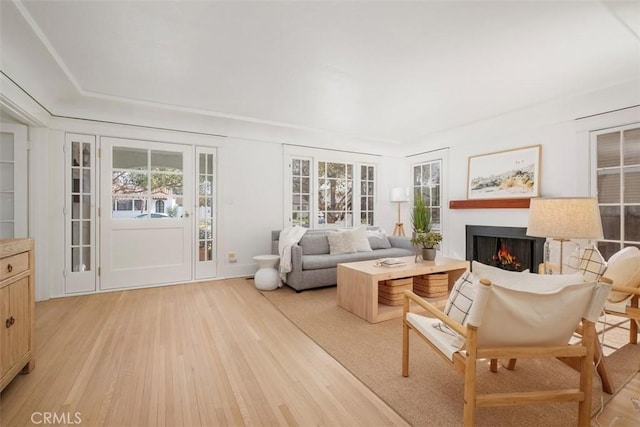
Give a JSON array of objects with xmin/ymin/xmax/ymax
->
[{"xmin": 410, "ymin": 231, "xmax": 443, "ymax": 261}]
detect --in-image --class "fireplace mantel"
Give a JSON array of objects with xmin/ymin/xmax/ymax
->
[{"xmin": 450, "ymin": 198, "xmax": 531, "ymax": 209}]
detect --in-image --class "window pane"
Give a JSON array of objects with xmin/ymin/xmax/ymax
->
[
  {"xmin": 0, "ymin": 164, "xmax": 13, "ymax": 191},
  {"xmin": 625, "ymin": 206, "xmax": 640, "ymax": 241},
  {"xmin": 597, "ymin": 170, "xmax": 620, "ymax": 203},
  {"xmin": 597, "ymin": 132, "xmax": 620, "ymax": 168},
  {"xmin": 151, "ymin": 150, "xmax": 182, "ymax": 172},
  {"xmin": 72, "ymin": 221, "xmax": 79, "ymax": 245},
  {"xmin": 82, "ymin": 169, "xmax": 90, "ymax": 193},
  {"xmin": 302, "ymin": 160, "xmax": 310, "ymax": 175},
  {"xmin": 624, "ymin": 166, "xmax": 640, "ymax": 203},
  {"xmin": 597, "ymin": 241, "xmax": 620, "ymax": 261},
  {"xmin": 82, "ymin": 196, "xmax": 91, "ymax": 219},
  {"xmin": 292, "ymin": 177, "xmax": 300, "ymax": 193},
  {"xmin": 0, "ymin": 132, "xmax": 15, "ymax": 159},
  {"xmin": 600, "ymin": 205, "xmax": 621, "ymax": 240},
  {"xmin": 113, "ymin": 147, "xmax": 147, "ymax": 170},
  {"xmin": 301, "ymin": 178, "xmax": 309, "ymax": 193},
  {"xmin": 82, "ymin": 143, "xmax": 91, "ymax": 167},
  {"xmin": 82, "ymin": 221, "xmax": 90, "ymax": 245},
  {"xmin": 0, "ymin": 192, "xmax": 13, "ymax": 220},
  {"xmin": 623, "ymin": 128, "xmax": 640, "ymax": 165}
]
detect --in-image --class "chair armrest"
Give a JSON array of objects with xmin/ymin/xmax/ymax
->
[
  {"xmin": 610, "ymin": 285, "xmax": 640, "ymax": 296},
  {"xmin": 290, "ymin": 244, "xmax": 303, "ymax": 272},
  {"xmin": 403, "ymin": 290, "xmax": 466, "ymax": 337}
]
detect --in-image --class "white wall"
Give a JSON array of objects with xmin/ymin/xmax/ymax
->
[{"xmin": 3, "ymin": 72, "xmax": 638, "ymax": 300}]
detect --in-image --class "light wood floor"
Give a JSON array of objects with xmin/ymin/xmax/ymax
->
[{"xmin": 0, "ymin": 278, "xmax": 408, "ymax": 426}]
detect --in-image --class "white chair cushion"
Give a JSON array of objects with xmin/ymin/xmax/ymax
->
[
  {"xmin": 607, "ymin": 246, "xmax": 640, "ymax": 266},
  {"xmin": 406, "ymin": 312, "xmax": 465, "ymax": 361}
]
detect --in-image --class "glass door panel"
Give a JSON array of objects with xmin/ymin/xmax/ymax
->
[{"xmin": 195, "ymin": 147, "xmax": 216, "ymax": 280}]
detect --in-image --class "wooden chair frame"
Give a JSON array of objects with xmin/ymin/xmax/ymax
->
[{"xmin": 402, "ymin": 280, "xmax": 597, "ymax": 426}]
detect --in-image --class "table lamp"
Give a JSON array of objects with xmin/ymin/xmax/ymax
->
[
  {"xmin": 391, "ymin": 187, "xmax": 409, "ymax": 236},
  {"xmin": 526, "ymin": 197, "xmax": 604, "ymax": 274}
]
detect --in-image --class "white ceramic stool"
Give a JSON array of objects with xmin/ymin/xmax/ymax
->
[{"xmin": 253, "ymin": 254, "xmax": 280, "ymax": 291}]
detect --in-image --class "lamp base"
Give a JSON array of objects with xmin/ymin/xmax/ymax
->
[
  {"xmin": 542, "ymin": 238, "xmax": 580, "ymax": 275},
  {"xmin": 393, "ymin": 222, "xmax": 405, "ymax": 237}
]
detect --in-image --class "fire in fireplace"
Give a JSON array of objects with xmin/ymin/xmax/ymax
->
[{"xmin": 466, "ymin": 225, "xmax": 545, "ymax": 273}]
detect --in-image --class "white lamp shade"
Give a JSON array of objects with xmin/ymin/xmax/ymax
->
[
  {"xmin": 390, "ymin": 187, "xmax": 409, "ymax": 202},
  {"xmin": 526, "ymin": 197, "xmax": 604, "ymax": 239}
]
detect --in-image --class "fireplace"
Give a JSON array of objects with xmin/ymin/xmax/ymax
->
[{"xmin": 466, "ymin": 225, "xmax": 546, "ymax": 273}]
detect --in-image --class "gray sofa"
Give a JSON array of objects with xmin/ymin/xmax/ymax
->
[{"xmin": 271, "ymin": 229, "xmax": 414, "ymax": 292}]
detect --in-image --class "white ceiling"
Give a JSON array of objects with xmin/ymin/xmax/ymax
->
[{"xmin": 1, "ymin": 1, "xmax": 639, "ymax": 148}]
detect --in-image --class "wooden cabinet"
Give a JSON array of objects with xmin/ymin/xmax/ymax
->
[{"xmin": 0, "ymin": 238, "xmax": 35, "ymax": 392}]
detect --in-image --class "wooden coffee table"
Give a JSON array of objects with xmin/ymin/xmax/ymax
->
[{"xmin": 336, "ymin": 256, "xmax": 469, "ymax": 323}]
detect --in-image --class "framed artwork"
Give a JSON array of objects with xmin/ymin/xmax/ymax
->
[{"xmin": 467, "ymin": 145, "xmax": 541, "ymax": 200}]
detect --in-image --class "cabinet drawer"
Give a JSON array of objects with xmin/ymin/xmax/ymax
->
[{"xmin": 0, "ymin": 252, "xmax": 29, "ymax": 281}]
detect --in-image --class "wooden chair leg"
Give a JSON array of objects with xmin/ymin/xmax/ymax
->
[
  {"xmin": 594, "ymin": 336, "xmax": 614, "ymax": 394},
  {"xmin": 463, "ymin": 326, "xmax": 478, "ymax": 426},
  {"xmin": 402, "ymin": 321, "xmax": 410, "ymax": 377},
  {"xmin": 578, "ymin": 321, "xmax": 596, "ymax": 426},
  {"xmin": 505, "ymin": 359, "xmax": 517, "ymax": 370},
  {"xmin": 490, "ymin": 359, "xmax": 497, "ymax": 373}
]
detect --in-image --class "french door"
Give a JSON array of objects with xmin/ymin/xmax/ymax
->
[{"xmin": 99, "ymin": 137, "xmax": 193, "ymax": 290}]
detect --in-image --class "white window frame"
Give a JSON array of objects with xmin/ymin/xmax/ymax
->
[
  {"xmin": 590, "ymin": 122, "xmax": 640, "ymax": 257},
  {"xmin": 283, "ymin": 146, "xmax": 378, "ymax": 229}
]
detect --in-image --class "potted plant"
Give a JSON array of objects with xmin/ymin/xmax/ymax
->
[
  {"xmin": 410, "ymin": 231, "xmax": 443, "ymax": 261},
  {"xmin": 411, "ymin": 195, "xmax": 430, "ymax": 234}
]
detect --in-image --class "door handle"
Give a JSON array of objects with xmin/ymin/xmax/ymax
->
[
  {"xmin": 183, "ymin": 211, "xmax": 190, "ymax": 218},
  {"xmin": 7, "ymin": 263, "xmax": 12, "ymax": 273}
]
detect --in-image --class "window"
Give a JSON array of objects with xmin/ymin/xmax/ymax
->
[
  {"xmin": 413, "ymin": 160, "xmax": 442, "ymax": 231},
  {"xmin": 360, "ymin": 165, "xmax": 375, "ymax": 226},
  {"xmin": 287, "ymin": 151, "xmax": 376, "ymax": 229},
  {"xmin": 111, "ymin": 147, "xmax": 184, "ymax": 219},
  {"xmin": 291, "ymin": 158, "xmax": 311, "ymax": 227},
  {"xmin": 593, "ymin": 125, "xmax": 640, "ymax": 259},
  {"xmin": 318, "ymin": 161, "xmax": 353, "ymax": 228}
]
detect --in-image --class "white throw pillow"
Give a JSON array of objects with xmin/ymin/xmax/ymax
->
[
  {"xmin": 444, "ymin": 271, "xmax": 476, "ymax": 325},
  {"xmin": 578, "ymin": 245, "xmax": 607, "ymax": 282},
  {"xmin": 327, "ymin": 232, "xmax": 356, "ymax": 255},
  {"xmin": 343, "ymin": 225, "xmax": 372, "ymax": 252}
]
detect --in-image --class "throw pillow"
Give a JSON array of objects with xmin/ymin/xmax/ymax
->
[
  {"xmin": 343, "ymin": 225, "xmax": 372, "ymax": 252},
  {"xmin": 578, "ymin": 245, "xmax": 607, "ymax": 282},
  {"xmin": 327, "ymin": 232, "xmax": 356, "ymax": 255},
  {"xmin": 604, "ymin": 253, "xmax": 640, "ymax": 303},
  {"xmin": 444, "ymin": 271, "xmax": 476, "ymax": 325},
  {"xmin": 366, "ymin": 229, "xmax": 392, "ymax": 250}
]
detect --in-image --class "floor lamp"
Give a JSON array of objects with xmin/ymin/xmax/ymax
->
[
  {"xmin": 526, "ymin": 197, "xmax": 604, "ymax": 274},
  {"xmin": 391, "ymin": 188, "xmax": 409, "ymax": 237}
]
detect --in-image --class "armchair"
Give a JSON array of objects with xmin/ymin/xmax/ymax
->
[{"xmin": 402, "ymin": 274, "xmax": 611, "ymax": 426}]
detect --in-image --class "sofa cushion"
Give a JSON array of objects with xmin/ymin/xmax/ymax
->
[
  {"xmin": 366, "ymin": 229, "xmax": 392, "ymax": 249},
  {"xmin": 327, "ymin": 232, "xmax": 357, "ymax": 255},
  {"xmin": 344, "ymin": 225, "xmax": 372, "ymax": 252},
  {"xmin": 299, "ymin": 233, "xmax": 332, "ymax": 255},
  {"xmin": 302, "ymin": 247, "xmax": 413, "ymax": 270}
]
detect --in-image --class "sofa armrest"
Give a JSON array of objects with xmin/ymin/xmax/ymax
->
[
  {"xmin": 290, "ymin": 244, "xmax": 303, "ymax": 272},
  {"xmin": 388, "ymin": 236, "xmax": 414, "ymax": 251}
]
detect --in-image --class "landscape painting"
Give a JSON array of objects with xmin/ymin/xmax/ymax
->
[{"xmin": 467, "ymin": 145, "xmax": 541, "ymax": 200}]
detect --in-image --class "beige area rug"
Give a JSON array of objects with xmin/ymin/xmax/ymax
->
[{"xmin": 261, "ymin": 284, "xmax": 640, "ymax": 427}]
